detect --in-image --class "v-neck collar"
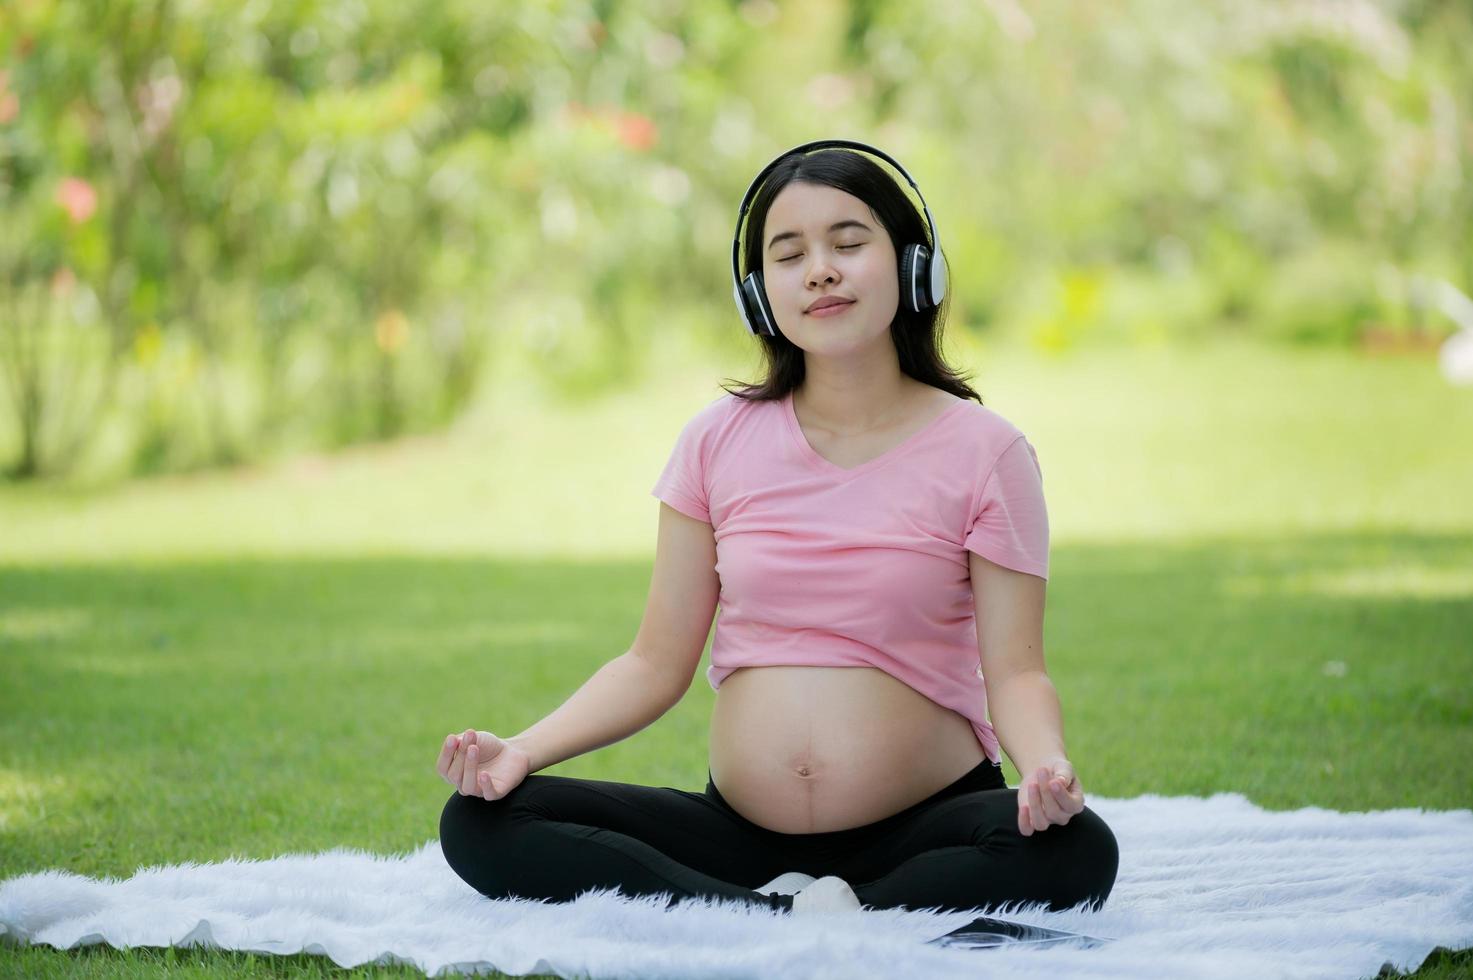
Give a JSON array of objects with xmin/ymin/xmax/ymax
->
[{"xmin": 781, "ymin": 389, "xmax": 969, "ymax": 478}]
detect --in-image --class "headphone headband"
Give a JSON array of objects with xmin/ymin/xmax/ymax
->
[{"xmin": 729, "ymin": 138, "xmax": 943, "ymax": 294}]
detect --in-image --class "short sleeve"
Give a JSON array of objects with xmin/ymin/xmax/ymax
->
[
  {"xmin": 963, "ymin": 435, "xmax": 1049, "ymax": 580},
  {"xmin": 650, "ymin": 412, "xmax": 712, "ymax": 523}
]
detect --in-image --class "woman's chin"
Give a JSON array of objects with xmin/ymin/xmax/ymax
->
[{"xmin": 793, "ymin": 330, "xmax": 889, "ymax": 356}]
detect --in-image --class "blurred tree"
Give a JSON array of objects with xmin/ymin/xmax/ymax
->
[{"xmin": 1, "ymin": 0, "xmax": 1468, "ymax": 481}]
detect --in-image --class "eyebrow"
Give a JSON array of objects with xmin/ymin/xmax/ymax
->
[{"xmin": 766, "ymin": 219, "xmax": 873, "ymax": 251}]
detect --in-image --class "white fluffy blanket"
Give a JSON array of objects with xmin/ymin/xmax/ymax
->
[{"xmin": 3, "ymin": 792, "xmax": 1471, "ymax": 979}]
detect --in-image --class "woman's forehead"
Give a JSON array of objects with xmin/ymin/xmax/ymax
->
[
  {"xmin": 767, "ymin": 182, "xmax": 866, "ymax": 221},
  {"xmin": 763, "ymin": 184, "xmax": 883, "ymax": 247}
]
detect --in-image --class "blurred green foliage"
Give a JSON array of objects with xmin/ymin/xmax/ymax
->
[{"xmin": 1, "ymin": 0, "xmax": 1469, "ymax": 480}]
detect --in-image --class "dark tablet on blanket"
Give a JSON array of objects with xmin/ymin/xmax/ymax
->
[{"xmin": 925, "ymin": 915, "xmax": 1112, "ymax": 950}]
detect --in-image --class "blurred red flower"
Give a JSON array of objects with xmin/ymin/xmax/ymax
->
[
  {"xmin": 50, "ymin": 267, "xmax": 77, "ymax": 297},
  {"xmin": 615, "ymin": 111, "xmax": 657, "ymax": 151},
  {"xmin": 0, "ymin": 69, "xmax": 16, "ymax": 124},
  {"xmin": 56, "ymin": 177, "xmax": 97, "ymax": 224}
]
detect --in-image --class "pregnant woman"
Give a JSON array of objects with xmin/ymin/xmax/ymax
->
[{"xmin": 437, "ymin": 139, "xmax": 1119, "ymax": 915}]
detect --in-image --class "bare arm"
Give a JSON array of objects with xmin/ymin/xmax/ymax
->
[
  {"xmin": 506, "ymin": 651, "xmax": 683, "ymax": 773},
  {"xmin": 505, "ymin": 501, "xmax": 719, "ymax": 773},
  {"xmin": 971, "ymin": 550, "xmax": 1084, "ymax": 835},
  {"xmin": 970, "ymin": 548, "xmax": 1062, "ymax": 775}
]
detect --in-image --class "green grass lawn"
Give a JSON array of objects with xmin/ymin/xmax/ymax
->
[{"xmin": 2, "ymin": 334, "xmax": 1471, "ymax": 978}]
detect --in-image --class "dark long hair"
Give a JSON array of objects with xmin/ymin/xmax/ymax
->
[{"xmin": 719, "ymin": 147, "xmax": 983, "ymax": 405}]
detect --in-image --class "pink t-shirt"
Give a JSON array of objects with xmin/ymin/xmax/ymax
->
[{"xmin": 649, "ymin": 388, "xmax": 1049, "ymax": 765}]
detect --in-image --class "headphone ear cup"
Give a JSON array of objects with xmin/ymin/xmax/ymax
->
[
  {"xmin": 899, "ymin": 243, "xmax": 946, "ymax": 311},
  {"xmin": 740, "ymin": 271, "xmax": 779, "ymax": 337},
  {"xmin": 899, "ymin": 243, "xmax": 925, "ymax": 312},
  {"xmin": 929, "ymin": 246, "xmax": 948, "ymax": 307}
]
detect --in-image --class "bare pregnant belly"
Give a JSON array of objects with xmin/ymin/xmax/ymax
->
[{"xmin": 707, "ymin": 665, "xmax": 990, "ymax": 834}]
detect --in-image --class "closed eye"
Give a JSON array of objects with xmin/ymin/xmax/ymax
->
[{"xmin": 777, "ymin": 244, "xmax": 863, "ymax": 263}]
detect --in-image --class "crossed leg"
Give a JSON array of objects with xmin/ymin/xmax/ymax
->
[
  {"xmin": 439, "ymin": 771, "xmax": 1118, "ymax": 915},
  {"xmin": 814, "ymin": 786, "xmax": 1120, "ymax": 913},
  {"xmin": 439, "ymin": 773, "xmax": 795, "ymax": 911}
]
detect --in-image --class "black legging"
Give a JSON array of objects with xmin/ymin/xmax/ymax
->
[{"xmin": 439, "ymin": 757, "xmax": 1118, "ymax": 914}]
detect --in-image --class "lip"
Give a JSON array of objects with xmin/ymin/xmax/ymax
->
[{"xmin": 805, "ymin": 297, "xmax": 855, "ymax": 314}]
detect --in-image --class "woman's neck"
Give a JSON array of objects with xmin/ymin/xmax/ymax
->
[{"xmin": 792, "ymin": 373, "xmax": 922, "ymax": 435}]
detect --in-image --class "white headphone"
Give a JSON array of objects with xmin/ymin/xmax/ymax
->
[{"xmin": 730, "ymin": 138, "xmax": 949, "ymax": 337}]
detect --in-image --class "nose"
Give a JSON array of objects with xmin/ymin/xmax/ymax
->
[{"xmin": 805, "ymin": 252, "xmax": 839, "ymax": 288}]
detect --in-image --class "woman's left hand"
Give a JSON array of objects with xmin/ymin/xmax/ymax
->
[{"xmin": 1017, "ymin": 758, "xmax": 1086, "ymax": 836}]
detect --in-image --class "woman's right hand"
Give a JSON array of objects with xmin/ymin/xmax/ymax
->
[{"xmin": 435, "ymin": 729, "xmax": 532, "ymax": 800}]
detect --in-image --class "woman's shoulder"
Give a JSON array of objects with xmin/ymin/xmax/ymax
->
[
  {"xmin": 686, "ymin": 389, "xmax": 775, "ymax": 428},
  {"xmin": 662, "ymin": 391, "xmax": 771, "ymax": 454},
  {"xmin": 948, "ymin": 394, "xmax": 1028, "ymax": 445}
]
